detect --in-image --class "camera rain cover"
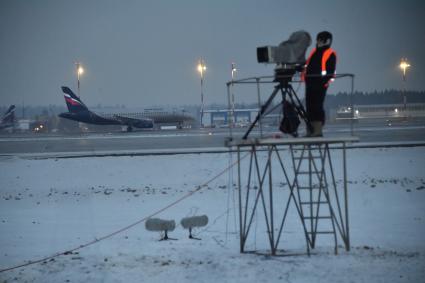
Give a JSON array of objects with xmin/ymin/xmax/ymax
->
[
  {"xmin": 257, "ymin": 30, "xmax": 311, "ymax": 65},
  {"xmin": 276, "ymin": 30, "xmax": 311, "ymax": 64}
]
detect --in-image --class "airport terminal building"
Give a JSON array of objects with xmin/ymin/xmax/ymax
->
[{"xmin": 202, "ymin": 108, "xmax": 281, "ymax": 128}]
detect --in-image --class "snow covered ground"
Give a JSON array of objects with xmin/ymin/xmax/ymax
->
[{"xmin": 0, "ymin": 147, "xmax": 425, "ymax": 282}]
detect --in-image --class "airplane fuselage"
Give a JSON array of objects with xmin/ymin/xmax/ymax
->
[
  {"xmin": 59, "ymin": 111, "xmax": 120, "ymax": 125},
  {"xmin": 59, "ymin": 109, "xmax": 194, "ymax": 128},
  {"xmin": 59, "ymin": 110, "xmax": 154, "ymax": 128}
]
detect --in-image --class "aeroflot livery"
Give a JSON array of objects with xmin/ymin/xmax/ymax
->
[
  {"xmin": 0, "ymin": 105, "xmax": 15, "ymax": 130},
  {"xmin": 59, "ymin": 86, "xmax": 193, "ymax": 131}
]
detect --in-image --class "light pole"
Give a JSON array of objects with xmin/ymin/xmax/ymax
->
[
  {"xmin": 399, "ymin": 58, "xmax": 410, "ymax": 113},
  {"xmin": 230, "ymin": 62, "xmax": 237, "ymax": 128},
  {"xmin": 197, "ymin": 59, "xmax": 206, "ymax": 127},
  {"xmin": 75, "ymin": 62, "xmax": 84, "ymax": 97}
]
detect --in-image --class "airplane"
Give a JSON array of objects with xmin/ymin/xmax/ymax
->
[
  {"xmin": 59, "ymin": 86, "xmax": 194, "ymax": 132},
  {"xmin": 0, "ymin": 105, "xmax": 16, "ymax": 130}
]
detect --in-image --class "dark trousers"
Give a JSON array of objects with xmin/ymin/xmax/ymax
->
[{"xmin": 305, "ymin": 81, "xmax": 327, "ymax": 123}]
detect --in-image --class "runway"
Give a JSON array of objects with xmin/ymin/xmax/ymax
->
[{"xmin": 0, "ymin": 118, "xmax": 424, "ymax": 156}]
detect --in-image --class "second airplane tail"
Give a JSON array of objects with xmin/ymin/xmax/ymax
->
[
  {"xmin": 61, "ymin": 86, "xmax": 89, "ymax": 113},
  {"xmin": 1, "ymin": 105, "xmax": 15, "ymax": 124}
]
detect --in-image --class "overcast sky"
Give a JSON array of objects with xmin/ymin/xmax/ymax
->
[{"xmin": 1, "ymin": 0, "xmax": 424, "ymax": 108}]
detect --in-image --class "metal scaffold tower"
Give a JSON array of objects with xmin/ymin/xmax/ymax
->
[
  {"xmin": 225, "ymin": 73, "xmax": 357, "ymax": 255},
  {"xmin": 227, "ymin": 137, "xmax": 358, "ymax": 255}
]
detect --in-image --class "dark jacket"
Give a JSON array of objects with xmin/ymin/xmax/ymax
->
[{"xmin": 305, "ymin": 46, "xmax": 336, "ymax": 87}]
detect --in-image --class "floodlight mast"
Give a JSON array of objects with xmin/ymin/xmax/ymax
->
[
  {"xmin": 399, "ymin": 58, "xmax": 410, "ymax": 82},
  {"xmin": 230, "ymin": 62, "xmax": 237, "ymax": 128},
  {"xmin": 399, "ymin": 58, "xmax": 411, "ymax": 114},
  {"xmin": 75, "ymin": 62, "xmax": 84, "ymax": 97},
  {"xmin": 197, "ymin": 59, "xmax": 207, "ymax": 127}
]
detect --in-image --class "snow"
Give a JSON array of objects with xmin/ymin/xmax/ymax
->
[{"xmin": 0, "ymin": 147, "xmax": 425, "ymax": 282}]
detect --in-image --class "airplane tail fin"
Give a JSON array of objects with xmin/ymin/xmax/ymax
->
[
  {"xmin": 61, "ymin": 86, "xmax": 88, "ymax": 113},
  {"xmin": 1, "ymin": 105, "xmax": 15, "ymax": 124}
]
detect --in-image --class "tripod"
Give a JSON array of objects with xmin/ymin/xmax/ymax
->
[{"xmin": 242, "ymin": 78, "xmax": 312, "ymax": 140}]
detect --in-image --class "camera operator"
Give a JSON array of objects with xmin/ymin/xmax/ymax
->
[{"xmin": 303, "ymin": 31, "xmax": 337, "ymax": 137}]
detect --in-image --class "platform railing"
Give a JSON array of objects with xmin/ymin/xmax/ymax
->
[{"xmin": 225, "ymin": 73, "xmax": 355, "ymax": 139}]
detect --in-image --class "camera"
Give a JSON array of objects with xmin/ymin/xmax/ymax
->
[
  {"xmin": 257, "ymin": 30, "xmax": 311, "ymax": 65},
  {"xmin": 257, "ymin": 30, "xmax": 311, "ymax": 83}
]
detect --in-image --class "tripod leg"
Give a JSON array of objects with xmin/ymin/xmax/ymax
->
[
  {"xmin": 280, "ymin": 87, "xmax": 287, "ymax": 101},
  {"xmin": 243, "ymin": 84, "xmax": 281, "ymax": 139},
  {"xmin": 287, "ymin": 85, "xmax": 313, "ymax": 132}
]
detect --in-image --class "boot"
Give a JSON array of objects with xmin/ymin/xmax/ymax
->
[
  {"xmin": 310, "ymin": 121, "xmax": 323, "ymax": 137},
  {"xmin": 304, "ymin": 123, "xmax": 313, "ymax": 137},
  {"xmin": 304, "ymin": 121, "xmax": 323, "ymax": 137}
]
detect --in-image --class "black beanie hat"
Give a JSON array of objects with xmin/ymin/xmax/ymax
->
[{"xmin": 317, "ymin": 31, "xmax": 333, "ymax": 42}]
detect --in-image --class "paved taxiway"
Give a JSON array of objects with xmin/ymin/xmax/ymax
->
[{"xmin": 0, "ymin": 119, "xmax": 424, "ymax": 155}]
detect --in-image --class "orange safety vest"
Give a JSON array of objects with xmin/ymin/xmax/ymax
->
[{"xmin": 302, "ymin": 47, "xmax": 337, "ymax": 81}]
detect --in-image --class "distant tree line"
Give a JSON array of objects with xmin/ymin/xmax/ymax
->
[
  {"xmin": 326, "ymin": 89, "xmax": 425, "ymax": 108},
  {"xmin": 222, "ymin": 90, "xmax": 425, "ymax": 111}
]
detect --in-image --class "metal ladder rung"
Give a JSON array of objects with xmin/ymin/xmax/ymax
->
[
  {"xmin": 297, "ymin": 186, "xmax": 320, "ymax": 190},
  {"xmin": 294, "ymin": 156, "xmax": 322, "ymax": 160},
  {"xmin": 300, "ymin": 201, "xmax": 329, "ymax": 205},
  {"xmin": 296, "ymin": 171, "xmax": 312, "ymax": 175},
  {"xmin": 303, "ymin": 216, "xmax": 332, "ymax": 219},
  {"xmin": 307, "ymin": 231, "xmax": 335, "ymax": 234}
]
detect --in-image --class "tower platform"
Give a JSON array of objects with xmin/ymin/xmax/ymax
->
[{"xmin": 226, "ymin": 136, "xmax": 359, "ymax": 255}]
